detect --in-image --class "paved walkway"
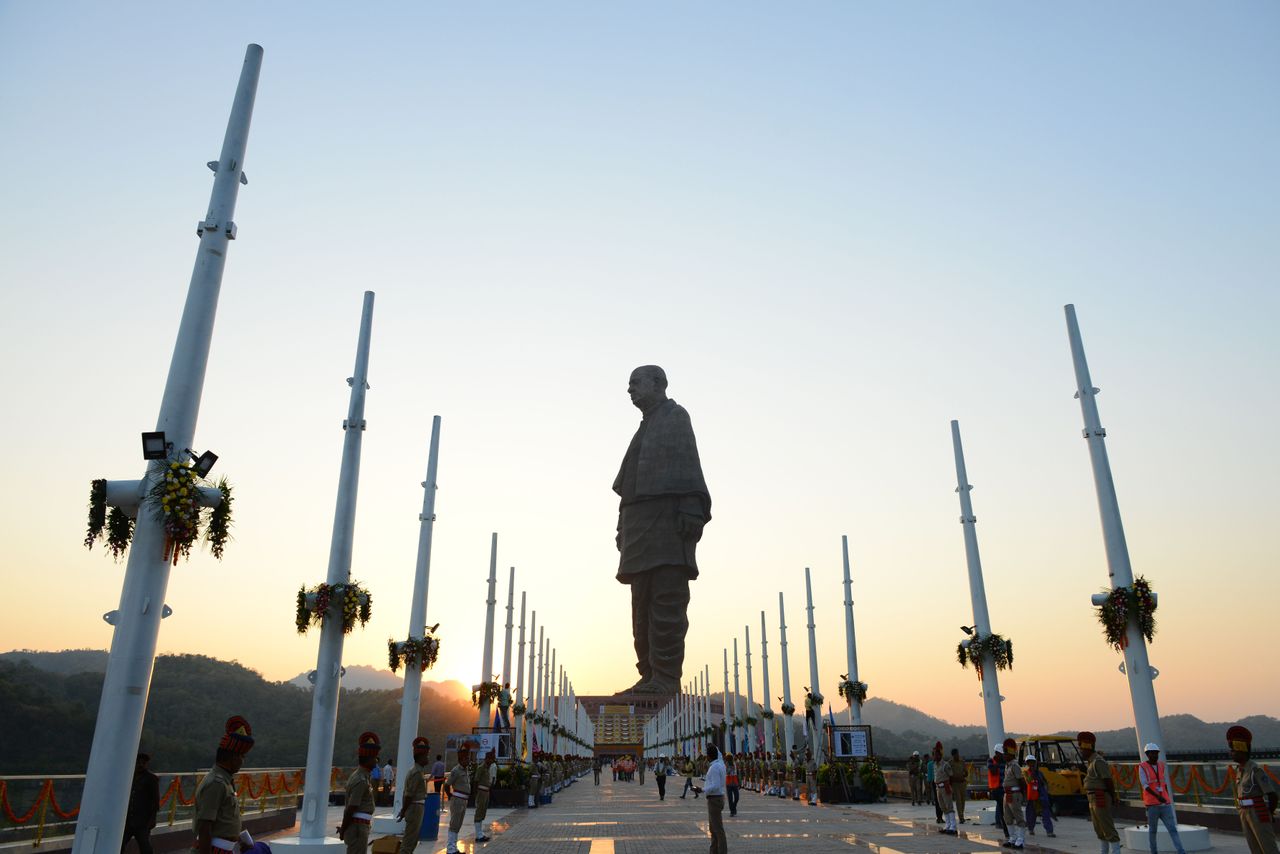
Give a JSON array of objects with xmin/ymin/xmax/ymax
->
[{"xmin": 278, "ymin": 776, "xmax": 1250, "ymax": 854}]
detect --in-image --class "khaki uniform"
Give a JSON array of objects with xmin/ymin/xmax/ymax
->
[
  {"xmin": 343, "ymin": 767, "xmax": 375, "ymax": 854},
  {"xmin": 950, "ymin": 758, "xmax": 969, "ymax": 821},
  {"xmin": 1083, "ymin": 754, "xmax": 1119, "ymax": 843},
  {"xmin": 1234, "ymin": 760, "xmax": 1279, "ymax": 854},
  {"xmin": 907, "ymin": 755, "xmax": 923, "ymax": 804},
  {"xmin": 193, "ymin": 766, "xmax": 241, "ymax": 850},
  {"xmin": 1002, "ymin": 761, "xmax": 1027, "ymax": 829},
  {"xmin": 445, "ymin": 763, "xmax": 470, "ymax": 833},
  {"xmin": 935, "ymin": 757, "xmax": 955, "ymax": 815},
  {"xmin": 399, "ymin": 762, "xmax": 429, "ymax": 854},
  {"xmin": 473, "ymin": 763, "xmax": 493, "ymax": 826},
  {"xmin": 806, "ymin": 758, "xmax": 819, "ymax": 803}
]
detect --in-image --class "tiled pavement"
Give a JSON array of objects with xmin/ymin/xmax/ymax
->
[{"xmin": 280, "ymin": 777, "xmax": 1250, "ymax": 854}]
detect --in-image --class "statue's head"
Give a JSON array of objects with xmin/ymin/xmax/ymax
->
[{"xmin": 628, "ymin": 365, "xmax": 668, "ymax": 412}]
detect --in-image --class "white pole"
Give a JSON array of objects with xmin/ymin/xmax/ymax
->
[
  {"xmin": 502, "ymin": 567, "xmax": 515, "ymax": 690},
  {"xmin": 534, "ymin": 629, "xmax": 544, "ymax": 748},
  {"xmin": 295, "ymin": 291, "xmax": 377, "ymax": 844},
  {"xmin": 841, "ymin": 535, "xmax": 863, "ymax": 726},
  {"xmin": 804, "ymin": 567, "xmax": 824, "ymax": 765},
  {"xmin": 778, "ymin": 592, "xmax": 794, "ymax": 760},
  {"xmin": 950, "ymin": 420, "xmax": 1008, "ymax": 756},
  {"xmin": 745, "ymin": 625, "xmax": 756, "ymax": 752},
  {"xmin": 515, "ymin": 593, "xmax": 526, "ymax": 761},
  {"xmin": 722, "ymin": 648, "xmax": 731, "ymax": 753},
  {"xmin": 74, "ymin": 45, "xmax": 263, "ymax": 854},
  {"xmin": 703, "ymin": 665, "xmax": 712, "ymax": 753},
  {"xmin": 1065, "ymin": 305, "xmax": 1166, "ymax": 754},
  {"xmin": 389, "ymin": 416, "xmax": 442, "ymax": 821},
  {"xmin": 760, "ymin": 611, "xmax": 775, "ymax": 753},
  {"xmin": 477, "ymin": 534, "xmax": 499, "ymax": 728}
]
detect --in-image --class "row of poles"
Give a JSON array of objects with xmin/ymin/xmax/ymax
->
[
  {"xmin": 70, "ymin": 44, "xmax": 1169, "ymax": 854},
  {"xmin": 644, "ymin": 306, "xmax": 1168, "ymax": 774}
]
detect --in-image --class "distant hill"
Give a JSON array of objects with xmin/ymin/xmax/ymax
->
[
  {"xmin": 1, "ymin": 648, "xmax": 109, "ymax": 674},
  {"xmin": 0, "ymin": 651, "xmax": 478, "ymax": 775},
  {"xmin": 287, "ymin": 664, "xmax": 472, "ymax": 704}
]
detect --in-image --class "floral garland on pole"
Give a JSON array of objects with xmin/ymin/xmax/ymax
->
[
  {"xmin": 295, "ymin": 582, "xmax": 372, "ymax": 634},
  {"xmin": 838, "ymin": 677, "xmax": 869, "ymax": 706},
  {"xmin": 512, "ymin": 702, "xmax": 527, "ymax": 717},
  {"xmin": 956, "ymin": 633, "xmax": 1013, "ymax": 680},
  {"xmin": 84, "ymin": 465, "xmax": 234, "ymax": 563},
  {"xmin": 1096, "ymin": 576, "xmax": 1156, "ymax": 650},
  {"xmin": 387, "ymin": 629, "xmax": 441, "ymax": 673},
  {"xmin": 472, "ymin": 679, "xmax": 501, "ymax": 708},
  {"xmin": 760, "ymin": 709, "xmax": 775, "ymax": 720},
  {"xmin": 780, "ymin": 701, "xmax": 796, "ymax": 716}
]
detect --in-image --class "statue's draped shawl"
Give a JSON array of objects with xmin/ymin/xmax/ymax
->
[
  {"xmin": 614, "ymin": 399, "xmax": 711, "ymax": 581},
  {"xmin": 613, "ymin": 399, "xmax": 711, "ymax": 513}
]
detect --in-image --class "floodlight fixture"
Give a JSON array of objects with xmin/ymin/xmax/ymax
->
[
  {"xmin": 141, "ymin": 431, "xmax": 169, "ymax": 460},
  {"xmin": 188, "ymin": 448, "xmax": 219, "ymax": 478},
  {"xmin": 959, "ymin": 625, "xmax": 975, "ymax": 636}
]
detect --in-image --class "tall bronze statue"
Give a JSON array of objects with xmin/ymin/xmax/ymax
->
[{"xmin": 614, "ymin": 365, "xmax": 711, "ymax": 695}]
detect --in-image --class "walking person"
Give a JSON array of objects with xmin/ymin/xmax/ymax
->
[
  {"xmin": 908, "ymin": 751, "xmax": 923, "ymax": 806},
  {"xmin": 1023, "ymin": 755, "xmax": 1055, "ymax": 838},
  {"xmin": 700, "ymin": 744, "xmax": 729, "ymax": 854},
  {"xmin": 1228, "ymin": 725, "xmax": 1279, "ymax": 854},
  {"xmin": 988, "ymin": 748, "xmax": 1009, "ymax": 840},
  {"xmin": 1080, "ymin": 731, "xmax": 1122, "ymax": 854},
  {"xmin": 950, "ymin": 748, "xmax": 969, "ymax": 824},
  {"xmin": 338, "ymin": 732, "xmax": 380, "ymax": 854},
  {"xmin": 682, "ymin": 756, "xmax": 699, "ymax": 799},
  {"xmin": 655, "ymin": 755, "xmax": 669, "ymax": 801},
  {"xmin": 396, "ymin": 738, "xmax": 430, "ymax": 854},
  {"xmin": 593, "ymin": 757, "xmax": 602, "ymax": 785},
  {"xmin": 122, "ymin": 753, "xmax": 159, "ymax": 854},
  {"xmin": 725, "ymin": 754, "xmax": 740, "ymax": 817}
]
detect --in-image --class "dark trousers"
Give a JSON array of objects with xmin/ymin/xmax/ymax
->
[
  {"xmin": 727, "ymin": 785, "xmax": 739, "ymax": 816},
  {"xmin": 656, "ymin": 776, "xmax": 667, "ymax": 799},
  {"xmin": 683, "ymin": 777, "xmax": 697, "ymax": 797},
  {"xmin": 706, "ymin": 795, "xmax": 727, "ymax": 854},
  {"xmin": 628, "ymin": 566, "xmax": 690, "ymax": 686},
  {"xmin": 990, "ymin": 787, "xmax": 1008, "ymax": 838},
  {"xmin": 121, "ymin": 824, "xmax": 153, "ymax": 854}
]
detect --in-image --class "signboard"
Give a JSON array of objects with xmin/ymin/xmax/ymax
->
[
  {"xmin": 446, "ymin": 731, "xmax": 513, "ymax": 763},
  {"xmin": 829, "ymin": 725, "xmax": 873, "ymax": 759}
]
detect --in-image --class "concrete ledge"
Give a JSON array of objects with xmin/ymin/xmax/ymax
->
[
  {"xmin": 1124, "ymin": 823, "xmax": 1213, "ymax": 852},
  {"xmin": 1, "ymin": 809, "xmax": 295, "ymax": 854}
]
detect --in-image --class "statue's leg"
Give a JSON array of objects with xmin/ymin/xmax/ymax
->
[
  {"xmin": 630, "ymin": 574, "xmax": 652, "ymax": 684},
  {"xmin": 645, "ymin": 566, "xmax": 690, "ymax": 693}
]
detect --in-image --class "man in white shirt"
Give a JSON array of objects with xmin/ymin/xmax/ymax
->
[
  {"xmin": 700, "ymin": 744, "xmax": 728, "ymax": 854},
  {"xmin": 382, "ymin": 760, "xmax": 396, "ymax": 796}
]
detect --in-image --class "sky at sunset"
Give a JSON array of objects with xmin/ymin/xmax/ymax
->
[{"xmin": 1, "ymin": 2, "xmax": 1277, "ymax": 738}]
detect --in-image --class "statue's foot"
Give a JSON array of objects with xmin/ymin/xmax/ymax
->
[
  {"xmin": 620, "ymin": 677, "xmax": 652, "ymax": 694},
  {"xmin": 633, "ymin": 677, "xmax": 678, "ymax": 695}
]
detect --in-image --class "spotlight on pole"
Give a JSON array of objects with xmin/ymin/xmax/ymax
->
[
  {"xmin": 186, "ymin": 448, "xmax": 219, "ymax": 477},
  {"xmin": 141, "ymin": 431, "xmax": 169, "ymax": 460}
]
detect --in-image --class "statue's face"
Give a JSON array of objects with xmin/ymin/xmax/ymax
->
[{"xmin": 628, "ymin": 369, "xmax": 663, "ymax": 410}]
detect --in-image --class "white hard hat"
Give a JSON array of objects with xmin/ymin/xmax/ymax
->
[
  {"xmin": 1025, "ymin": 754, "xmax": 1038, "ymax": 762},
  {"xmin": 912, "ymin": 750, "xmax": 920, "ymax": 756},
  {"xmin": 1144, "ymin": 743, "xmax": 1160, "ymax": 752}
]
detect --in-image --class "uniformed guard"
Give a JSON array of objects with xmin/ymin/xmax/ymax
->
[
  {"xmin": 1079, "ymin": 731, "xmax": 1120, "ymax": 854},
  {"xmin": 908, "ymin": 750, "xmax": 923, "ymax": 805},
  {"xmin": 806, "ymin": 750, "xmax": 819, "ymax": 806},
  {"xmin": 194, "ymin": 716, "xmax": 254, "ymax": 854},
  {"xmin": 1228, "ymin": 725, "xmax": 1279, "ymax": 854},
  {"xmin": 396, "ymin": 737, "xmax": 431, "ymax": 854},
  {"xmin": 473, "ymin": 749, "xmax": 496, "ymax": 843},
  {"xmin": 443, "ymin": 746, "xmax": 472, "ymax": 854},
  {"xmin": 339, "ymin": 731, "xmax": 379, "ymax": 854},
  {"xmin": 950, "ymin": 748, "xmax": 970, "ymax": 824},
  {"xmin": 1001, "ymin": 738, "xmax": 1028, "ymax": 849},
  {"xmin": 933, "ymin": 742, "xmax": 957, "ymax": 835}
]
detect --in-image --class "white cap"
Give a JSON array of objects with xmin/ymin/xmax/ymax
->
[
  {"xmin": 1144, "ymin": 743, "xmax": 1160, "ymax": 752},
  {"xmin": 912, "ymin": 750, "xmax": 920, "ymax": 756},
  {"xmin": 1025, "ymin": 753, "xmax": 1038, "ymax": 762}
]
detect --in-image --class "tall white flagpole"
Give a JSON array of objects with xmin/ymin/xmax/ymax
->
[
  {"xmin": 804, "ymin": 567, "xmax": 824, "ymax": 765},
  {"xmin": 477, "ymin": 534, "xmax": 499, "ymax": 728},
  {"xmin": 760, "ymin": 611, "xmax": 775, "ymax": 753},
  {"xmin": 778, "ymin": 592, "xmax": 794, "ymax": 760},
  {"xmin": 840, "ymin": 535, "xmax": 864, "ymax": 726}
]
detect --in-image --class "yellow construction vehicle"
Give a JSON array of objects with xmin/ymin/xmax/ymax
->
[{"xmin": 1017, "ymin": 735, "xmax": 1087, "ymax": 813}]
